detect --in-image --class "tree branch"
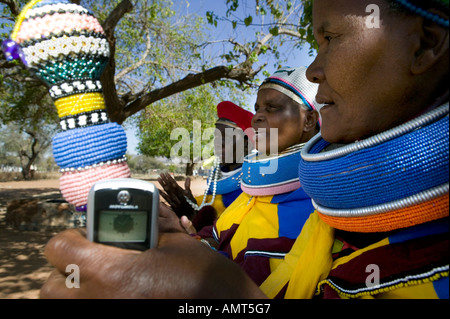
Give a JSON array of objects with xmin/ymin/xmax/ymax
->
[
  {"xmin": 100, "ymin": 0, "xmax": 134, "ymax": 124},
  {"xmin": 0, "ymin": 0, "xmax": 20, "ymax": 16},
  {"xmin": 114, "ymin": 31, "xmax": 151, "ymax": 83},
  {"xmin": 122, "ymin": 64, "xmax": 262, "ymax": 120},
  {"xmin": 102, "ymin": 0, "xmax": 134, "ymax": 36}
]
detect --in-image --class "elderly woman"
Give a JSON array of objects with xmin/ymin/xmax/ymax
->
[
  {"xmin": 196, "ymin": 66, "xmax": 321, "ymax": 286},
  {"xmin": 41, "ymin": 0, "xmax": 448, "ymax": 299},
  {"xmin": 261, "ymin": 0, "xmax": 449, "ymax": 299},
  {"xmin": 158, "ymin": 101, "xmax": 254, "ymax": 231}
]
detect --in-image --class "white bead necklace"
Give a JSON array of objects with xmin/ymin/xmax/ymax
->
[{"xmin": 185, "ymin": 157, "xmax": 221, "ymax": 211}]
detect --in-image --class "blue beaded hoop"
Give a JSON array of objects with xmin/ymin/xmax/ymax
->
[{"xmin": 52, "ymin": 122, "xmax": 127, "ymax": 169}]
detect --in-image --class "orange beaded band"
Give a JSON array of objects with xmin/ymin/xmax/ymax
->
[
  {"xmin": 55, "ymin": 92, "xmax": 105, "ymax": 118},
  {"xmin": 317, "ymin": 194, "xmax": 449, "ymax": 233}
]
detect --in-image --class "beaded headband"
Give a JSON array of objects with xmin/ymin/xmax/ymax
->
[
  {"xmin": 3, "ymin": 0, "xmax": 131, "ymax": 209},
  {"xmin": 259, "ymin": 66, "xmax": 323, "ymax": 112}
]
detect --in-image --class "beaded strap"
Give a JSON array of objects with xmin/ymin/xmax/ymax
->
[
  {"xmin": 299, "ymin": 103, "xmax": 449, "ymax": 232},
  {"xmin": 241, "ymin": 144, "xmax": 304, "ymax": 196},
  {"xmin": 300, "ymin": 104, "xmax": 449, "ymax": 210},
  {"xmin": 60, "ymin": 155, "xmax": 127, "ymax": 173},
  {"xmin": 36, "ymin": 56, "xmax": 108, "ymax": 85},
  {"xmin": 185, "ymin": 157, "xmax": 221, "ymax": 211},
  {"xmin": 25, "ymin": 2, "xmax": 89, "ymax": 19},
  {"xmin": 60, "ymin": 109, "xmax": 109, "ymax": 130},
  {"xmin": 10, "ymin": 0, "xmax": 44, "ymax": 41},
  {"xmin": 317, "ymin": 193, "xmax": 449, "ymax": 233},
  {"xmin": 52, "ymin": 122, "xmax": 127, "ymax": 169}
]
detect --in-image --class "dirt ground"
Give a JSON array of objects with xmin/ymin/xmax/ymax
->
[{"xmin": 0, "ymin": 177, "xmax": 207, "ymax": 299}]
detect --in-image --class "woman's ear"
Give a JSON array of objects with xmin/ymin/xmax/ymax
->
[
  {"xmin": 411, "ymin": 9, "xmax": 449, "ymax": 75},
  {"xmin": 303, "ymin": 110, "xmax": 319, "ymax": 133}
]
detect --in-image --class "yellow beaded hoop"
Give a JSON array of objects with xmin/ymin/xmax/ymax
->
[{"xmin": 55, "ymin": 92, "xmax": 105, "ymax": 117}]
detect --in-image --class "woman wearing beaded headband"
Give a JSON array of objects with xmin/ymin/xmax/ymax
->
[
  {"xmin": 41, "ymin": 0, "xmax": 448, "ymax": 299},
  {"xmin": 189, "ymin": 66, "xmax": 321, "ymax": 287}
]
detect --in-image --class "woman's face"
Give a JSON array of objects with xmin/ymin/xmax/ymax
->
[
  {"xmin": 307, "ymin": 0, "xmax": 423, "ymax": 144},
  {"xmin": 252, "ymin": 88, "xmax": 307, "ymax": 154}
]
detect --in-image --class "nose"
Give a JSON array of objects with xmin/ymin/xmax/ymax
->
[
  {"xmin": 306, "ymin": 55, "xmax": 325, "ymax": 84},
  {"xmin": 251, "ymin": 109, "xmax": 266, "ymax": 126}
]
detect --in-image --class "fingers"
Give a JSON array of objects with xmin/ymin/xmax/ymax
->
[
  {"xmin": 180, "ymin": 215, "xmax": 197, "ymax": 234},
  {"xmin": 183, "ymin": 177, "xmax": 196, "ymax": 202},
  {"xmin": 184, "ymin": 177, "xmax": 191, "ymax": 191},
  {"xmin": 159, "ymin": 203, "xmax": 186, "ymax": 233},
  {"xmin": 40, "ymin": 269, "xmax": 76, "ymax": 299},
  {"xmin": 44, "ymin": 228, "xmax": 138, "ymax": 278}
]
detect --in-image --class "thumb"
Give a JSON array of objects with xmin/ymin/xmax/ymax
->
[{"xmin": 180, "ymin": 216, "xmax": 196, "ymax": 234}]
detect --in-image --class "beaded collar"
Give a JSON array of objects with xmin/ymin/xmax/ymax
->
[
  {"xmin": 299, "ymin": 103, "xmax": 449, "ymax": 233},
  {"xmin": 206, "ymin": 167, "xmax": 243, "ymax": 196},
  {"xmin": 241, "ymin": 144, "xmax": 305, "ymax": 196},
  {"xmin": 186, "ymin": 158, "xmax": 243, "ymax": 211}
]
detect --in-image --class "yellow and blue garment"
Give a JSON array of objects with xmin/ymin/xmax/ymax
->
[
  {"xmin": 319, "ymin": 218, "xmax": 449, "ymax": 299},
  {"xmin": 195, "ymin": 167, "xmax": 244, "ymax": 216},
  {"xmin": 260, "ymin": 104, "xmax": 449, "ymax": 299},
  {"xmin": 212, "ymin": 187, "xmax": 314, "ymax": 286},
  {"xmin": 260, "ymin": 213, "xmax": 449, "ymax": 299},
  {"xmin": 192, "ymin": 168, "xmax": 243, "ymax": 231}
]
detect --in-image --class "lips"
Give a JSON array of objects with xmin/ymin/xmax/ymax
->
[{"xmin": 316, "ymin": 94, "xmax": 334, "ymax": 106}]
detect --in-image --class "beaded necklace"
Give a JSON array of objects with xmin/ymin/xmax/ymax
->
[
  {"xmin": 241, "ymin": 143, "xmax": 305, "ymax": 196},
  {"xmin": 299, "ymin": 103, "xmax": 449, "ymax": 233},
  {"xmin": 185, "ymin": 157, "xmax": 221, "ymax": 211},
  {"xmin": 185, "ymin": 157, "xmax": 245, "ymax": 211}
]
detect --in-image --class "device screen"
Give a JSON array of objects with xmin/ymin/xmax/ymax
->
[{"xmin": 98, "ymin": 210, "xmax": 148, "ymax": 243}]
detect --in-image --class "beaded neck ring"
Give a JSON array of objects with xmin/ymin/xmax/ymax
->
[
  {"xmin": 299, "ymin": 103, "xmax": 449, "ymax": 233},
  {"xmin": 241, "ymin": 143, "xmax": 305, "ymax": 196},
  {"xmin": 4, "ymin": 0, "xmax": 131, "ymax": 212}
]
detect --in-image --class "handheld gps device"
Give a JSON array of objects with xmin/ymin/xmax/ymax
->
[{"xmin": 87, "ymin": 178, "xmax": 159, "ymax": 251}]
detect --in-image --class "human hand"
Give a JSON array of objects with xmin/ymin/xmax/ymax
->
[
  {"xmin": 40, "ymin": 229, "xmax": 266, "ymax": 299},
  {"xmin": 158, "ymin": 173, "xmax": 196, "ymax": 219}
]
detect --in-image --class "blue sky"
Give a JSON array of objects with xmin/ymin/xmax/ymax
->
[{"xmin": 126, "ymin": 0, "xmax": 316, "ymax": 154}]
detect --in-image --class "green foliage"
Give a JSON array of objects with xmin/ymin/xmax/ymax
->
[
  {"xmin": 206, "ymin": 0, "xmax": 317, "ymax": 73},
  {"xmin": 0, "ymin": 0, "xmax": 317, "ymax": 167},
  {"xmin": 138, "ymin": 83, "xmax": 250, "ymax": 162}
]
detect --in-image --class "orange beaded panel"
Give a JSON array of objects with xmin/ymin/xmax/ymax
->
[{"xmin": 317, "ymin": 193, "xmax": 449, "ymax": 233}]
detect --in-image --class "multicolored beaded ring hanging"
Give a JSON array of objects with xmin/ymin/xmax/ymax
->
[{"xmin": 3, "ymin": 0, "xmax": 131, "ymax": 210}]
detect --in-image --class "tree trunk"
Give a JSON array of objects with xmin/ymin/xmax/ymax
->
[{"xmin": 185, "ymin": 162, "xmax": 195, "ymax": 176}]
